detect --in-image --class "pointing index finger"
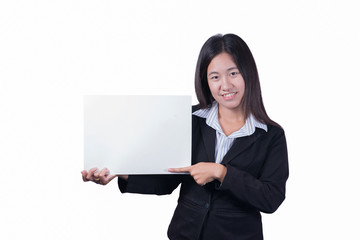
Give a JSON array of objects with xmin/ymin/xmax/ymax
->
[{"xmin": 168, "ymin": 166, "xmax": 191, "ymax": 173}]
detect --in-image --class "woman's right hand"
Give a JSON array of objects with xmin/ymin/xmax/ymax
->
[{"xmin": 81, "ymin": 167, "xmax": 123, "ymax": 185}]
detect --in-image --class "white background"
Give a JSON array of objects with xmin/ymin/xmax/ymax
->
[{"xmin": 1, "ymin": 0, "xmax": 359, "ymax": 239}]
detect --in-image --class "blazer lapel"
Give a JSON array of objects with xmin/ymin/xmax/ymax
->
[
  {"xmin": 221, "ymin": 129, "xmax": 265, "ymax": 165},
  {"xmin": 199, "ymin": 119, "xmax": 216, "ymax": 163}
]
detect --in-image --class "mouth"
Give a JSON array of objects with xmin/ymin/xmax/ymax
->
[{"xmin": 222, "ymin": 92, "xmax": 237, "ymax": 100}]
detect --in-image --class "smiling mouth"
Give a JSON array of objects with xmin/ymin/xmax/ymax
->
[
  {"xmin": 222, "ymin": 92, "xmax": 237, "ymax": 97},
  {"xmin": 222, "ymin": 92, "xmax": 237, "ymax": 99}
]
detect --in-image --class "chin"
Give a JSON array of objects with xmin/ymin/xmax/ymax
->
[{"xmin": 218, "ymin": 101, "xmax": 242, "ymax": 111}]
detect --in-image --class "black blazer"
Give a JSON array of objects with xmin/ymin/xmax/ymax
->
[{"xmin": 118, "ymin": 105, "xmax": 289, "ymax": 240}]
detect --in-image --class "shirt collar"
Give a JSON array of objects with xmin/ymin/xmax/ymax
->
[{"xmin": 193, "ymin": 101, "xmax": 267, "ymax": 138}]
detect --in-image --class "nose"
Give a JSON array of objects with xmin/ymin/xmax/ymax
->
[{"xmin": 221, "ymin": 76, "xmax": 232, "ymax": 91}]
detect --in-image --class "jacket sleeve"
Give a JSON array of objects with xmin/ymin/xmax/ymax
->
[
  {"xmin": 217, "ymin": 128, "xmax": 289, "ymax": 213},
  {"xmin": 118, "ymin": 174, "xmax": 182, "ymax": 195}
]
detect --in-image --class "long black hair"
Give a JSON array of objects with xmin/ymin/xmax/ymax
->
[{"xmin": 195, "ymin": 33, "xmax": 280, "ymax": 127}]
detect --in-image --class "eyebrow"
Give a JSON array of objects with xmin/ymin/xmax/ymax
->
[{"xmin": 208, "ymin": 67, "xmax": 239, "ymax": 76}]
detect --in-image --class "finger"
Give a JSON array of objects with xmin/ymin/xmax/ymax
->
[
  {"xmin": 96, "ymin": 168, "xmax": 109, "ymax": 184},
  {"xmin": 99, "ymin": 168, "xmax": 110, "ymax": 178},
  {"xmin": 168, "ymin": 166, "xmax": 191, "ymax": 173},
  {"xmin": 194, "ymin": 178, "xmax": 207, "ymax": 186},
  {"xmin": 106, "ymin": 174, "xmax": 117, "ymax": 182},
  {"xmin": 102, "ymin": 174, "xmax": 117, "ymax": 185},
  {"xmin": 81, "ymin": 170, "xmax": 88, "ymax": 182},
  {"xmin": 94, "ymin": 168, "xmax": 103, "ymax": 178},
  {"xmin": 86, "ymin": 167, "xmax": 98, "ymax": 180}
]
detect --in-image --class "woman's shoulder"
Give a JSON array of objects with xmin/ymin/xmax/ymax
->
[
  {"xmin": 265, "ymin": 124, "xmax": 286, "ymax": 143},
  {"xmin": 192, "ymin": 104, "xmax": 201, "ymax": 113},
  {"xmin": 191, "ymin": 104, "xmax": 206, "ymax": 130},
  {"xmin": 267, "ymin": 124, "xmax": 284, "ymax": 132}
]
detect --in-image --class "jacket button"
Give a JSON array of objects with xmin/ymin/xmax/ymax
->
[{"xmin": 205, "ymin": 203, "xmax": 210, "ymax": 209}]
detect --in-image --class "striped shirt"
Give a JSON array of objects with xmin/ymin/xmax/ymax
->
[{"xmin": 193, "ymin": 101, "xmax": 268, "ymax": 164}]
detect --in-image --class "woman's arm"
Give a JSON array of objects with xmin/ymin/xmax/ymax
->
[
  {"xmin": 81, "ymin": 167, "xmax": 182, "ymax": 195},
  {"xmin": 118, "ymin": 174, "xmax": 183, "ymax": 195},
  {"xmin": 218, "ymin": 129, "xmax": 289, "ymax": 213}
]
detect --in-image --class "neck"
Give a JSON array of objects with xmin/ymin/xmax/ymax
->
[
  {"xmin": 218, "ymin": 105, "xmax": 245, "ymax": 122},
  {"xmin": 217, "ymin": 105, "xmax": 246, "ymax": 136}
]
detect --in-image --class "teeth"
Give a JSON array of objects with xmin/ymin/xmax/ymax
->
[{"xmin": 223, "ymin": 93, "xmax": 235, "ymax": 97}]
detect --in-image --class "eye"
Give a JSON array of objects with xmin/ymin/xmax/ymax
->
[
  {"xmin": 210, "ymin": 75, "xmax": 219, "ymax": 80},
  {"xmin": 229, "ymin": 71, "xmax": 239, "ymax": 77}
]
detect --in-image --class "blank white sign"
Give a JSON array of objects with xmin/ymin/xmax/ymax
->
[{"xmin": 84, "ymin": 95, "xmax": 192, "ymax": 174}]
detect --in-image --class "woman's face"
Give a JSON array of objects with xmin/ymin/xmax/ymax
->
[{"xmin": 207, "ymin": 52, "xmax": 245, "ymax": 113}]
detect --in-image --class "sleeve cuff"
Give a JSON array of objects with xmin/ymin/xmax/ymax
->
[{"xmin": 118, "ymin": 176, "xmax": 129, "ymax": 193}]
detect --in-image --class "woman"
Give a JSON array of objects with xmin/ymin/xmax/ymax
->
[{"xmin": 82, "ymin": 33, "xmax": 289, "ymax": 240}]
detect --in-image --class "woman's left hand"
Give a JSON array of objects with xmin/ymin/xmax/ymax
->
[
  {"xmin": 169, "ymin": 162, "xmax": 227, "ymax": 186},
  {"xmin": 81, "ymin": 167, "xmax": 117, "ymax": 185}
]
